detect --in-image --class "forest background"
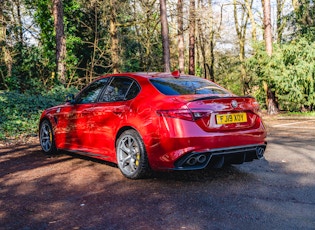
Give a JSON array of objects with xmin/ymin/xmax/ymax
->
[{"xmin": 0, "ymin": 0, "xmax": 315, "ymax": 140}]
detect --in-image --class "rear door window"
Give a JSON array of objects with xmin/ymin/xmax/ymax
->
[{"xmin": 100, "ymin": 77, "xmax": 140, "ymax": 102}]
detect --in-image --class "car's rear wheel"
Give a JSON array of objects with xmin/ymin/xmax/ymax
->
[
  {"xmin": 116, "ymin": 129, "xmax": 150, "ymax": 179},
  {"xmin": 39, "ymin": 119, "xmax": 57, "ymax": 154}
]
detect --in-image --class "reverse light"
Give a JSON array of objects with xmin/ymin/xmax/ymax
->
[{"xmin": 193, "ymin": 111, "xmax": 209, "ymax": 119}]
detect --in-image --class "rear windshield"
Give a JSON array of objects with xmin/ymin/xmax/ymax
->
[{"xmin": 150, "ymin": 76, "xmax": 229, "ymax": 95}]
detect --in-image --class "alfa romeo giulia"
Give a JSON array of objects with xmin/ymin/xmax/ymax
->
[{"xmin": 39, "ymin": 71, "xmax": 267, "ymax": 179}]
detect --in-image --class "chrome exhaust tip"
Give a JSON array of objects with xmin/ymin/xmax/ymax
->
[
  {"xmin": 186, "ymin": 154, "xmax": 207, "ymax": 166},
  {"xmin": 197, "ymin": 155, "xmax": 207, "ymax": 163},
  {"xmin": 186, "ymin": 157, "xmax": 197, "ymax": 165},
  {"xmin": 256, "ymin": 147, "xmax": 265, "ymax": 160}
]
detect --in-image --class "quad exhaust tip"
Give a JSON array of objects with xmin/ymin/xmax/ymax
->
[
  {"xmin": 186, "ymin": 154, "xmax": 207, "ymax": 165},
  {"xmin": 182, "ymin": 145, "xmax": 266, "ymax": 168},
  {"xmin": 256, "ymin": 147, "xmax": 265, "ymax": 160}
]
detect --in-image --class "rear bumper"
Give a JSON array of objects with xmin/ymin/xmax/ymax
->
[{"xmin": 173, "ymin": 143, "xmax": 267, "ymax": 170}]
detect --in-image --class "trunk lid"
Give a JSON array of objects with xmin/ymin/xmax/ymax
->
[{"xmin": 184, "ymin": 96, "xmax": 261, "ymax": 132}]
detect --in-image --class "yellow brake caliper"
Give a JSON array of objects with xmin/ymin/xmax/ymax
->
[
  {"xmin": 135, "ymin": 153, "xmax": 140, "ymax": 166},
  {"xmin": 49, "ymin": 129, "xmax": 52, "ymax": 142}
]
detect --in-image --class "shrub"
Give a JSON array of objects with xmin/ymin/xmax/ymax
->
[{"xmin": 0, "ymin": 86, "xmax": 78, "ymax": 141}]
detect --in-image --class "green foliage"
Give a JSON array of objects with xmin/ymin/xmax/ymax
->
[
  {"xmin": 120, "ymin": 1, "xmax": 163, "ymax": 72},
  {"xmin": 214, "ymin": 53, "xmax": 244, "ymax": 96},
  {"xmin": 2, "ymin": 0, "xmax": 165, "ymax": 92},
  {"xmin": 246, "ymin": 38, "xmax": 315, "ymax": 111},
  {"xmin": 289, "ymin": 1, "xmax": 315, "ymax": 41},
  {"xmin": 7, "ymin": 45, "xmax": 55, "ymax": 92},
  {"xmin": 0, "ymin": 86, "xmax": 78, "ymax": 140}
]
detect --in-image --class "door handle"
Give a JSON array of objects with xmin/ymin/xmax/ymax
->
[
  {"xmin": 112, "ymin": 106, "xmax": 126, "ymax": 114},
  {"xmin": 113, "ymin": 108, "xmax": 124, "ymax": 114}
]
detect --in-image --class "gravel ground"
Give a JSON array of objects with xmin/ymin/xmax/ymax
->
[{"xmin": 1, "ymin": 115, "xmax": 315, "ymax": 230}]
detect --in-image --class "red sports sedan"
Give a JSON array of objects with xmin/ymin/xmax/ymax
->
[{"xmin": 39, "ymin": 72, "xmax": 267, "ymax": 179}]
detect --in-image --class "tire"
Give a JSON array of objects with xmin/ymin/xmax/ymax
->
[
  {"xmin": 116, "ymin": 129, "xmax": 150, "ymax": 179},
  {"xmin": 39, "ymin": 119, "xmax": 57, "ymax": 155}
]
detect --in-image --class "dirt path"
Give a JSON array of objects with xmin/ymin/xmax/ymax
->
[{"xmin": 1, "ymin": 116, "xmax": 315, "ymax": 230}]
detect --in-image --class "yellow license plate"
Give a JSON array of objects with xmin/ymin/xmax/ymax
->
[{"xmin": 216, "ymin": 113, "xmax": 247, "ymax": 125}]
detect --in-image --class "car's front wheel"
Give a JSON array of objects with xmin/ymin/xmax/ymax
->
[
  {"xmin": 116, "ymin": 129, "xmax": 150, "ymax": 179},
  {"xmin": 39, "ymin": 119, "xmax": 57, "ymax": 154}
]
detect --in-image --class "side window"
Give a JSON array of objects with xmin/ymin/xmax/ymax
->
[
  {"xmin": 75, "ymin": 78, "xmax": 109, "ymax": 104},
  {"xmin": 125, "ymin": 82, "xmax": 140, "ymax": 100},
  {"xmin": 101, "ymin": 77, "xmax": 139, "ymax": 102}
]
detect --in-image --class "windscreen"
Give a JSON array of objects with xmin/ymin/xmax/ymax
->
[{"xmin": 150, "ymin": 76, "xmax": 230, "ymax": 95}]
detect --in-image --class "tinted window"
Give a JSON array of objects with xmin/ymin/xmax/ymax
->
[
  {"xmin": 75, "ymin": 78, "xmax": 109, "ymax": 104},
  {"xmin": 101, "ymin": 77, "xmax": 138, "ymax": 102},
  {"xmin": 125, "ymin": 82, "xmax": 140, "ymax": 100},
  {"xmin": 150, "ymin": 76, "xmax": 229, "ymax": 95}
]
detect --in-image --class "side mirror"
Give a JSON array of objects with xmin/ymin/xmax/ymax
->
[{"xmin": 65, "ymin": 94, "xmax": 75, "ymax": 104}]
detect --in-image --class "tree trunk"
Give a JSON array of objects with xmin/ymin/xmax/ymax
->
[
  {"xmin": 244, "ymin": 0, "xmax": 257, "ymax": 41},
  {"xmin": 276, "ymin": 0, "xmax": 285, "ymax": 43},
  {"xmin": 0, "ymin": 1, "xmax": 4, "ymax": 45},
  {"xmin": 11, "ymin": 0, "xmax": 24, "ymax": 45},
  {"xmin": 160, "ymin": 0, "xmax": 171, "ymax": 72},
  {"xmin": 233, "ymin": 0, "xmax": 249, "ymax": 94},
  {"xmin": 263, "ymin": 0, "xmax": 279, "ymax": 114},
  {"xmin": 263, "ymin": 0, "xmax": 272, "ymax": 56},
  {"xmin": 209, "ymin": 0, "xmax": 215, "ymax": 82},
  {"xmin": 197, "ymin": 1, "xmax": 205, "ymax": 77},
  {"xmin": 52, "ymin": 0, "xmax": 66, "ymax": 84},
  {"xmin": 0, "ymin": 0, "xmax": 10, "ymax": 89},
  {"xmin": 109, "ymin": 0, "xmax": 120, "ymax": 74},
  {"xmin": 188, "ymin": 0, "xmax": 195, "ymax": 75},
  {"xmin": 89, "ymin": 3, "xmax": 98, "ymax": 82},
  {"xmin": 177, "ymin": 0, "xmax": 184, "ymax": 73}
]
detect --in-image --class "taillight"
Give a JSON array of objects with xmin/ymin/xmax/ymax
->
[
  {"xmin": 252, "ymin": 101, "xmax": 262, "ymax": 115},
  {"xmin": 157, "ymin": 109, "xmax": 193, "ymax": 121},
  {"xmin": 157, "ymin": 109, "xmax": 209, "ymax": 121}
]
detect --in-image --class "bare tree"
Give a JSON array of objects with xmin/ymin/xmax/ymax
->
[
  {"xmin": 196, "ymin": 1, "xmax": 205, "ymax": 77},
  {"xmin": 233, "ymin": 0, "xmax": 249, "ymax": 94},
  {"xmin": 263, "ymin": 0, "xmax": 279, "ymax": 114},
  {"xmin": 208, "ymin": 0, "xmax": 215, "ymax": 82},
  {"xmin": 196, "ymin": 0, "xmax": 215, "ymax": 81},
  {"xmin": 10, "ymin": 0, "xmax": 23, "ymax": 45},
  {"xmin": 0, "ymin": 0, "xmax": 12, "ymax": 88},
  {"xmin": 189, "ymin": 0, "xmax": 195, "ymax": 75},
  {"xmin": 276, "ymin": 0, "xmax": 285, "ymax": 43},
  {"xmin": 52, "ymin": 0, "xmax": 66, "ymax": 84},
  {"xmin": 109, "ymin": 0, "xmax": 120, "ymax": 74},
  {"xmin": 244, "ymin": 0, "xmax": 257, "ymax": 41},
  {"xmin": 263, "ymin": 0, "xmax": 272, "ymax": 56},
  {"xmin": 0, "ymin": 0, "xmax": 9, "ymax": 88},
  {"xmin": 177, "ymin": 0, "xmax": 184, "ymax": 73},
  {"xmin": 130, "ymin": 0, "xmax": 161, "ymax": 72},
  {"xmin": 160, "ymin": 0, "xmax": 171, "ymax": 72}
]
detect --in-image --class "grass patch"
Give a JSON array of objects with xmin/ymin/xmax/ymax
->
[{"xmin": 284, "ymin": 111, "xmax": 315, "ymax": 117}]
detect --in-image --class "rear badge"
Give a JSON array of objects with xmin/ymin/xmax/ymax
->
[{"xmin": 231, "ymin": 100, "xmax": 238, "ymax": 108}]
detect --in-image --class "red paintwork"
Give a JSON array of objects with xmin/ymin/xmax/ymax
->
[{"xmin": 39, "ymin": 72, "xmax": 267, "ymax": 170}]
